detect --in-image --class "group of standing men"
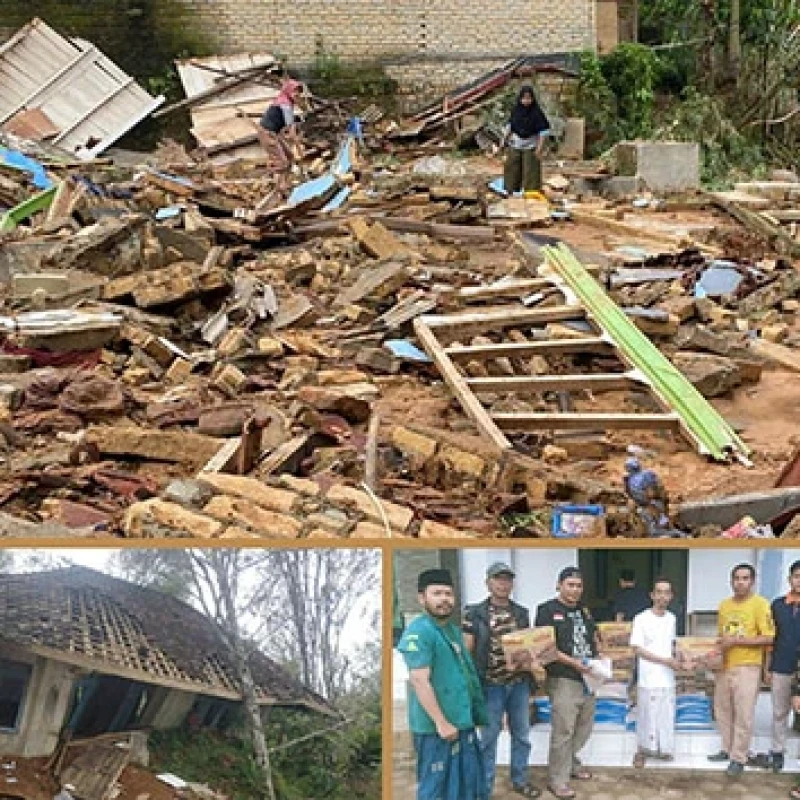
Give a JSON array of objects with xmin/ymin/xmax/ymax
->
[{"xmin": 398, "ymin": 560, "xmax": 800, "ymax": 800}]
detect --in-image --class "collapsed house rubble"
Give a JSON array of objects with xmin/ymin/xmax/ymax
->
[
  {"xmin": 2, "ymin": 26, "xmax": 800, "ymax": 538},
  {"xmin": 0, "ymin": 566, "xmax": 336, "ymax": 800}
]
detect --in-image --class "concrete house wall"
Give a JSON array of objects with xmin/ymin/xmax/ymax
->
[
  {"xmin": 0, "ymin": 643, "xmax": 76, "ymax": 758},
  {"xmin": 0, "ymin": 643, "xmax": 202, "ymax": 757}
]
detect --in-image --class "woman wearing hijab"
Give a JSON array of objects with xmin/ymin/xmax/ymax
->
[
  {"xmin": 257, "ymin": 78, "xmax": 304, "ymax": 186},
  {"xmin": 503, "ymin": 86, "xmax": 550, "ymax": 195}
]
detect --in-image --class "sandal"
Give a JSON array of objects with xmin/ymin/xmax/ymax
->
[
  {"xmin": 547, "ymin": 786, "xmax": 576, "ymax": 800},
  {"xmin": 570, "ymin": 768, "xmax": 593, "ymax": 781},
  {"xmin": 512, "ymin": 785, "xmax": 542, "ymax": 799},
  {"xmin": 633, "ymin": 752, "xmax": 646, "ymax": 769}
]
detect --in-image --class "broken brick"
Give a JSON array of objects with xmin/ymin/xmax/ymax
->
[
  {"xmin": 325, "ymin": 484, "xmax": 414, "ymax": 533},
  {"xmin": 203, "ymin": 495, "xmax": 302, "ymax": 537},
  {"xmin": 124, "ymin": 499, "xmax": 223, "ymax": 538},
  {"xmin": 198, "ymin": 473, "xmax": 298, "ymax": 514}
]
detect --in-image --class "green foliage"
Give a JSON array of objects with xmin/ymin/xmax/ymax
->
[
  {"xmin": 269, "ymin": 704, "xmax": 381, "ymax": 800},
  {"xmin": 150, "ymin": 728, "xmax": 267, "ymax": 800},
  {"xmin": 570, "ymin": 44, "xmax": 662, "ymax": 151},
  {"xmin": 654, "ymin": 87, "xmax": 766, "ymax": 187},
  {"xmin": 308, "ymin": 49, "xmax": 397, "ymax": 99},
  {"xmin": 600, "ymin": 44, "xmax": 662, "ymax": 138},
  {"xmin": 149, "ymin": 687, "xmax": 381, "ymax": 800},
  {"xmin": 571, "ymin": 50, "xmax": 623, "ymax": 154}
]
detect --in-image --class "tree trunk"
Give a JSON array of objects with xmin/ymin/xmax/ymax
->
[
  {"xmin": 235, "ymin": 644, "xmax": 276, "ymax": 800},
  {"xmin": 216, "ymin": 556, "xmax": 277, "ymax": 800},
  {"xmin": 727, "ymin": 0, "xmax": 741, "ymax": 83}
]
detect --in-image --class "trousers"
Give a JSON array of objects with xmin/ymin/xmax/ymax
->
[
  {"xmin": 481, "ymin": 681, "xmax": 531, "ymax": 793},
  {"xmin": 545, "ymin": 676, "xmax": 596, "ymax": 788}
]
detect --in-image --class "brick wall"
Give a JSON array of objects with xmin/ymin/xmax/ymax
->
[{"xmin": 179, "ymin": 1, "xmax": 596, "ymax": 87}]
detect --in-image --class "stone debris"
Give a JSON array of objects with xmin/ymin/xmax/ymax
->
[{"xmin": 2, "ymin": 76, "xmax": 800, "ymax": 539}]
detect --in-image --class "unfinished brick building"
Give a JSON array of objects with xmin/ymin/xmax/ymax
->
[{"xmin": 180, "ymin": 0, "xmax": 638, "ymax": 96}]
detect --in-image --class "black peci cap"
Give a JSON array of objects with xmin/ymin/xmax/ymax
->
[{"xmin": 418, "ymin": 568, "xmax": 454, "ymax": 592}]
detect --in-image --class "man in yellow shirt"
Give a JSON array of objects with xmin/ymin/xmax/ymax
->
[{"xmin": 707, "ymin": 563, "xmax": 775, "ymax": 778}]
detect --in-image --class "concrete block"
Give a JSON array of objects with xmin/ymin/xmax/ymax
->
[
  {"xmin": 11, "ymin": 272, "xmax": 70, "ymax": 298},
  {"xmin": 602, "ymin": 175, "xmax": 642, "ymax": 199},
  {"xmin": 613, "ymin": 141, "xmax": 700, "ymax": 193}
]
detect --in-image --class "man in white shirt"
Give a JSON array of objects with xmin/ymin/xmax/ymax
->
[{"xmin": 630, "ymin": 577, "xmax": 683, "ymax": 767}]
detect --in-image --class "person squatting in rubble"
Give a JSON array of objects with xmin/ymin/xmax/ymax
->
[
  {"xmin": 623, "ymin": 457, "xmax": 685, "ymax": 538},
  {"xmin": 502, "ymin": 85, "xmax": 550, "ymax": 196},
  {"xmin": 398, "ymin": 568, "xmax": 489, "ymax": 800},
  {"xmin": 257, "ymin": 78, "xmax": 304, "ymax": 190}
]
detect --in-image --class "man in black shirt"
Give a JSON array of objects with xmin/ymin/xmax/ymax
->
[
  {"xmin": 535, "ymin": 567, "xmax": 599, "ymax": 800},
  {"xmin": 768, "ymin": 559, "xmax": 800, "ymax": 773}
]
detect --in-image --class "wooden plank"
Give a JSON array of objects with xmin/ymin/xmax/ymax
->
[
  {"xmin": 709, "ymin": 193, "xmax": 800, "ymax": 259},
  {"xmin": 421, "ymin": 305, "xmax": 586, "ymax": 331},
  {"xmin": 764, "ymin": 209, "xmax": 800, "ymax": 222},
  {"xmin": 467, "ymin": 373, "xmax": 638, "ymax": 393},
  {"xmin": 26, "ymin": 642, "xmax": 241, "ymax": 700},
  {"xmin": 492, "ymin": 411, "xmax": 682, "ymax": 431},
  {"xmin": 445, "ymin": 337, "xmax": 611, "ymax": 361},
  {"xmin": 414, "ymin": 318, "xmax": 511, "ymax": 450},
  {"xmin": 61, "ymin": 743, "xmax": 130, "ymax": 800},
  {"xmin": 457, "ymin": 278, "xmax": 554, "ymax": 303}
]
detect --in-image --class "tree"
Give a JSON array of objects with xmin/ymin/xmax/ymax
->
[
  {"xmin": 111, "ymin": 548, "xmax": 381, "ymax": 798},
  {"xmin": 110, "ymin": 549, "xmax": 195, "ymax": 601},
  {"xmin": 252, "ymin": 549, "xmax": 381, "ymax": 701},
  {"xmin": 186, "ymin": 550, "xmax": 277, "ymax": 800},
  {"xmin": 113, "ymin": 549, "xmax": 278, "ymax": 800}
]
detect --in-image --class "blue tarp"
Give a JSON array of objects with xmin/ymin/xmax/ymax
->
[
  {"xmin": 288, "ymin": 173, "xmax": 336, "ymax": 207},
  {"xmin": 287, "ymin": 135, "xmax": 356, "ymax": 209},
  {"xmin": 0, "ymin": 147, "xmax": 53, "ymax": 189},
  {"xmin": 322, "ymin": 187, "xmax": 351, "ymax": 213},
  {"xmin": 385, "ymin": 339, "xmax": 431, "ymax": 363}
]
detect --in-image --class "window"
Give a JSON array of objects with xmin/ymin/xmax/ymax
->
[{"xmin": 0, "ymin": 660, "xmax": 32, "ymax": 731}]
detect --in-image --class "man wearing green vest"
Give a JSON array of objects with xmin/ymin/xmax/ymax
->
[{"xmin": 398, "ymin": 568, "xmax": 489, "ymax": 800}]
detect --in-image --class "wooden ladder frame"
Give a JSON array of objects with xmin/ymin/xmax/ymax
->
[{"xmin": 413, "ymin": 276, "xmax": 682, "ymax": 452}]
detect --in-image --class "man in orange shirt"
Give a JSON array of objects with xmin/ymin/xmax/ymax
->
[{"xmin": 707, "ymin": 563, "xmax": 775, "ymax": 778}]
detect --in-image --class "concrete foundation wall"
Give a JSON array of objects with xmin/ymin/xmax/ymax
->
[
  {"xmin": 147, "ymin": 688, "xmax": 197, "ymax": 730},
  {"xmin": 0, "ymin": 645, "xmax": 78, "ymax": 758}
]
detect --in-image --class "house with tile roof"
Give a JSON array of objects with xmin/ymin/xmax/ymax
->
[{"xmin": 0, "ymin": 566, "xmax": 337, "ymax": 757}]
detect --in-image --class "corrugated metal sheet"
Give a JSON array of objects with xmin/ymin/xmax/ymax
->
[
  {"xmin": 541, "ymin": 241, "xmax": 751, "ymax": 463},
  {"xmin": 0, "ymin": 18, "xmax": 164, "ymax": 160}
]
